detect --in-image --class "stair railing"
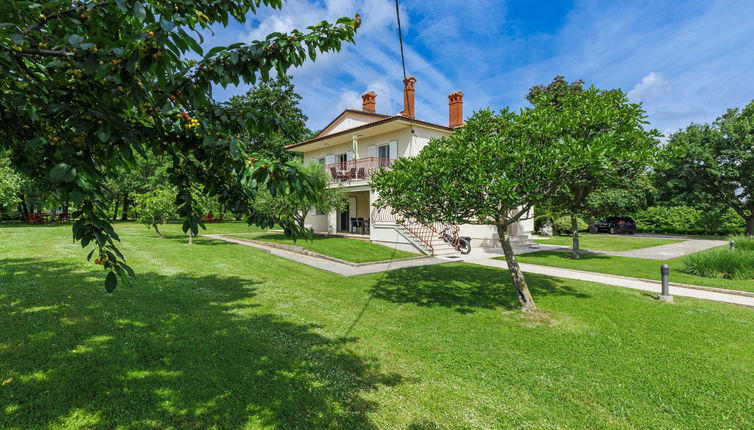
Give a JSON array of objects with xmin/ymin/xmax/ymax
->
[{"xmin": 371, "ymin": 206, "xmax": 459, "ymax": 255}]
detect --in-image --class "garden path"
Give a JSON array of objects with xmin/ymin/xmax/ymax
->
[
  {"xmin": 471, "ymin": 259, "xmax": 754, "ymax": 307},
  {"xmin": 604, "ymin": 238, "xmax": 728, "ymax": 259},
  {"xmin": 203, "ymin": 234, "xmax": 447, "ymax": 276},
  {"xmin": 205, "ymin": 234, "xmax": 751, "ymax": 307}
]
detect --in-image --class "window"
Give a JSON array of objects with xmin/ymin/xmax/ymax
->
[
  {"xmin": 318, "ymin": 157, "xmax": 326, "ymax": 165},
  {"xmin": 378, "ymin": 144, "xmax": 390, "ymax": 168},
  {"xmin": 338, "ymin": 153, "xmax": 348, "ymax": 170}
]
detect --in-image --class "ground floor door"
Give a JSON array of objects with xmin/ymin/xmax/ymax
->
[
  {"xmin": 337, "ymin": 196, "xmax": 358, "ymax": 233},
  {"xmin": 338, "ymin": 209, "xmax": 349, "ymax": 232}
]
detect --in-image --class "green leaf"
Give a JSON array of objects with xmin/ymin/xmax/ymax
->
[
  {"xmin": 133, "ymin": 3, "xmax": 146, "ymax": 20},
  {"xmin": 105, "ymin": 271, "xmax": 117, "ymax": 293},
  {"xmin": 160, "ymin": 19, "xmax": 176, "ymax": 33},
  {"xmin": 96, "ymin": 128, "xmax": 110, "ymax": 142},
  {"xmin": 49, "ymin": 163, "xmax": 71, "ymax": 181},
  {"xmin": 67, "ymin": 34, "xmax": 84, "ymax": 47}
]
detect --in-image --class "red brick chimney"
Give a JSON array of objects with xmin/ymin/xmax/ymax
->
[
  {"xmin": 401, "ymin": 76, "xmax": 416, "ymax": 119},
  {"xmin": 361, "ymin": 91, "xmax": 377, "ymax": 112},
  {"xmin": 448, "ymin": 91, "xmax": 464, "ymax": 128}
]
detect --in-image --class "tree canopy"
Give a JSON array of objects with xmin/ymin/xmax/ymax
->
[
  {"xmin": 227, "ymin": 75, "xmax": 311, "ymax": 160},
  {"xmin": 659, "ymin": 101, "xmax": 754, "ymax": 235},
  {"xmin": 0, "ymin": 154, "xmax": 22, "ymax": 213},
  {"xmin": 254, "ymin": 160, "xmax": 347, "ymax": 231},
  {"xmin": 372, "ymin": 102, "xmax": 599, "ymax": 312},
  {"xmin": 527, "ymin": 77, "xmax": 660, "ymax": 258},
  {"xmin": 134, "ymin": 186, "xmax": 175, "ymax": 238},
  {"xmin": 0, "ymin": 1, "xmax": 361, "ymax": 290}
]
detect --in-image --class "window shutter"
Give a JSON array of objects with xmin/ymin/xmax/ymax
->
[
  {"xmin": 367, "ymin": 145, "xmax": 377, "ymax": 158},
  {"xmin": 389, "ymin": 140, "xmax": 398, "ymax": 159},
  {"xmin": 346, "ymin": 151, "xmax": 354, "ymax": 161},
  {"xmin": 324, "ymin": 155, "xmax": 335, "ymax": 165}
]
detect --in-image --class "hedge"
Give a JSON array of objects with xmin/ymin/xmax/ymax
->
[
  {"xmin": 554, "ymin": 216, "xmax": 588, "ymax": 235},
  {"xmin": 633, "ymin": 206, "xmax": 744, "ymax": 235}
]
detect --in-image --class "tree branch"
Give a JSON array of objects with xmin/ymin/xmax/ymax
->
[
  {"xmin": 24, "ymin": 2, "xmax": 111, "ymax": 33},
  {"xmin": 19, "ymin": 48, "xmax": 76, "ymax": 58}
]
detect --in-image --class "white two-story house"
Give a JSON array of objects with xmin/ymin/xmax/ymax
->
[{"xmin": 285, "ymin": 77, "xmax": 534, "ymax": 255}]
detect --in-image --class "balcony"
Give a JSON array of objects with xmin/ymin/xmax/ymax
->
[{"xmin": 325, "ymin": 157, "xmax": 395, "ymax": 184}]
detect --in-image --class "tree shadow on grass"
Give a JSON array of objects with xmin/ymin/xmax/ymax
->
[
  {"xmin": 369, "ymin": 263, "xmax": 590, "ymax": 313},
  {"xmin": 0, "ymin": 259, "xmax": 401, "ymax": 429},
  {"xmin": 521, "ymin": 250, "xmax": 617, "ymax": 261}
]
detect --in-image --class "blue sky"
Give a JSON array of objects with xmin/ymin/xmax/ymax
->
[{"xmin": 205, "ymin": 0, "xmax": 754, "ymax": 137}]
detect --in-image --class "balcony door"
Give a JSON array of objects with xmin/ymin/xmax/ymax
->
[{"xmin": 378, "ymin": 144, "xmax": 390, "ymax": 168}]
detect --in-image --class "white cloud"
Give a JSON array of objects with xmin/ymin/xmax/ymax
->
[
  {"xmin": 628, "ymin": 72, "xmax": 671, "ymax": 101},
  {"xmin": 334, "ymin": 89, "xmax": 361, "ymax": 112},
  {"xmin": 205, "ymin": 0, "xmax": 754, "ymax": 136}
]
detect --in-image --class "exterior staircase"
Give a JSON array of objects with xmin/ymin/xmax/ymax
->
[
  {"xmin": 373, "ymin": 207, "xmax": 463, "ymax": 257},
  {"xmin": 392, "ymin": 224, "xmax": 461, "ymax": 256},
  {"xmin": 508, "ymin": 234, "xmax": 540, "ymax": 251}
]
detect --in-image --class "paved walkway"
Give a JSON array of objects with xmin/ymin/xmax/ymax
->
[
  {"xmin": 205, "ymin": 234, "xmax": 752, "ymax": 308},
  {"xmin": 531, "ymin": 236, "xmax": 728, "ymax": 260},
  {"xmin": 602, "ymin": 239, "xmax": 727, "ymax": 259},
  {"xmin": 203, "ymin": 234, "xmax": 448, "ymax": 276},
  {"xmin": 472, "ymin": 259, "xmax": 754, "ymax": 307}
]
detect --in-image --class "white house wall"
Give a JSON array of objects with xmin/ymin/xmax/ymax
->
[
  {"xmin": 325, "ymin": 112, "xmax": 379, "ymax": 136},
  {"xmin": 301, "ymin": 126, "xmax": 449, "ymax": 165},
  {"xmin": 298, "ymin": 123, "xmax": 535, "ymax": 249}
]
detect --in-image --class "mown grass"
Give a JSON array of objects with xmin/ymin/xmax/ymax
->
[
  {"xmin": 517, "ymin": 249, "xmax": 754, "ymax": 293},
  {"xmin": 1, "ymin": 223, "xmax": 754, "ymax": 429},
  {"xmin": 682, "ymin": 248, "xmax": 754, "ymax": 280},
  {"xmin": 225, "ymin": 232, "xmax": 419, "ymax": 263},
  {"xmin": 533, "ymin": 233, "xmax": 684, "ymax": 251}
]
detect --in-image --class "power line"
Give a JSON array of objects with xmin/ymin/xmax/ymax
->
[{"xmin": 394, "ymin": 0, "xmax": 407, "ymax": 81}]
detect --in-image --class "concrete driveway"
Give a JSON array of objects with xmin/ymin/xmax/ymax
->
[
  {"xmin": 438, "ymin": 236, "xmax": 729, "ymax": 261},
  {"xmin": 606, "ymin": 238, "xmax": 728, "ymax": 260}
]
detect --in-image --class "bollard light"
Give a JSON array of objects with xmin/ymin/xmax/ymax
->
[
  {"xmin": 730, "ymin": 240, "xmax": 736, "ymax": 251},
  {"xmin": 659, "ymin": 264, "xmax": 673, "ymax": 303}
]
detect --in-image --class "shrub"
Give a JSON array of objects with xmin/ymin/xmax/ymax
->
[
  {"xmin": 554, "ymin": 216, "xmax": 588, "ymax": 235},
  {"xmin": 682, "ymin": 248, "xmax": 754, "ymax": 280},
  {"xmin": 633, "ymin": 206, "xmax": 744, "ymax": 235},
  {"xmin": 729, "ymin": 235, "xmax": 754, "ymax": 251}
]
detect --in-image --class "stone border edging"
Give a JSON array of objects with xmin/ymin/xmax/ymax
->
[{"xmin": 221, "ymin": 235, "xmax": 431, "ymax": 267}]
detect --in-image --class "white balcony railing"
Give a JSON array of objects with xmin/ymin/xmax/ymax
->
[{"xmin": 324, "ymin": 157, "xmax": 395, "ymax": 183}]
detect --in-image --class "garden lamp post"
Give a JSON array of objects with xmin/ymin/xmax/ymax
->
[{"xmin": 659, "ymin": 264, "xmax": 673, "ymax": 303}]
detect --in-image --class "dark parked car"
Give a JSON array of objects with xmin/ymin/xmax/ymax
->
[{"xmin": 594, "ymin": 217, "xmax": 637, "ymax": 234}]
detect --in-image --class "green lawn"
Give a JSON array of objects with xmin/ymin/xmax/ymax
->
[
  {"xmin": 534, "ymin": 233, "xmax": 684, "ymax": 251},
  {"xmin": 2, "ymin": 223, "xmax": 754, "ymax": 429},
  {"xmin": 517, "ymin": 250, "xmax": 754, "ymax": 293},
  {"xmin": 225, "ymin": 232, "xmax": 419, "ymax": 263}
]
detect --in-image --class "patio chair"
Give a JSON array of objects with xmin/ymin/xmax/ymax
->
[
  {"xmin": 329, "ymin": 167, "xmax": 339, "ymax": 182},
  {"xmin": 357, "ymin": 167, "xmax": 365, "ymax": 179},
  {"xmin": 346, "ymin": 168, "xmax": 356, "ymax": 180}
]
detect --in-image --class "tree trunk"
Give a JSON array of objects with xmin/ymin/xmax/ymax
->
[
  {"xmin": 295, "ymin": 212, "xmax": 307, "ymax": 232},
  {"xmin": 188, "ymin": 230, "xmax": 193, "ymax": 245},
  {"xmin": 747, "ymin": 215, "xmax": 754, "ymax": 237},
  {"xmin": 588, "ymin": 215, "xmax": 597, "ymax": 233},
  {"xmin": 112, "ymin": 199, "xmax": 120, "ymax": 221},
  {"xmin": 18, "ymin": 194, "xmax": 29, "ymax": 220},
  {"xmin": 153, "ymin": 223, "xmax": 164, "ymax": 238},
  {"xmin": 570, "ymin": 214, "xmax": 581, "ymax": 260},
  {"xmin": 496, "ymin": 224, "xmax": 537, "ymax": 312},
  {"xmin": 120, "ymin": 194, "xmax": 129, "ymax": 221}
]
